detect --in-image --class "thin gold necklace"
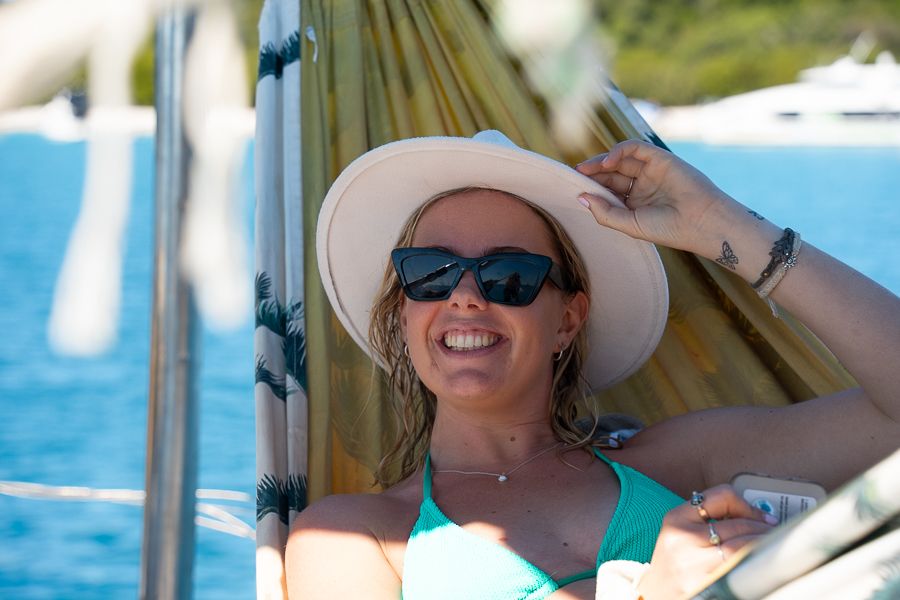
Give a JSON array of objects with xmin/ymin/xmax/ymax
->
[{"xmin": 432, "ymin": 442, "xmax": 563, "ymax": 483}]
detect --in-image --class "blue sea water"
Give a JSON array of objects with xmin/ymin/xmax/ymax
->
[
  {"xmin": 0, "ymin": 134, "xmax": 256, "ymax": 599},
  {"xmin": 0, "ymin": 134, "xmax": 898, "ymax": 599},
  {"xmin": 671, "ymin": 142, "xmax": 900, "ymax": 295}
]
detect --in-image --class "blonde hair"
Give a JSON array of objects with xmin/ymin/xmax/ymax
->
[{"xmin": 368, "ymin": 188, "xmax": 602, "ymax": 487}]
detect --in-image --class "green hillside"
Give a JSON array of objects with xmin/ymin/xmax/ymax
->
[
  {"xmin": 597, "ymin": 0, "xmax": 900, "ymax": 105},
  {"xmin": 119, "ymin": 0, "xmax": 900, "ymax": 106}
]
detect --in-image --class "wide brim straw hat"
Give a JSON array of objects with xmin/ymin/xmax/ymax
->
[{"xmin": 316, "ymin": 130, "xmax": 668, "ymax": 391}]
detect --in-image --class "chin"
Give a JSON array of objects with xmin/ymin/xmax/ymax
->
[{"xmin": 428, "ymin": 370, "xmax": 504, "ymax": 402}]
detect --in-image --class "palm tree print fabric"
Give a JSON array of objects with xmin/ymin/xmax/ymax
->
[{"xmin": 254, "ymin": 0, "xmax": 304, "ymax": 598}]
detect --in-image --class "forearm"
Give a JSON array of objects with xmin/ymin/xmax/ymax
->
[{"xmin": 696, "ymin": 196, "xmax": 900, "ymax": 418}]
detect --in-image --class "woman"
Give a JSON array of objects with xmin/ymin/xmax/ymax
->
[{"xmin": 287, "ymin": 131, "xmax": 900, "ymax": 599}]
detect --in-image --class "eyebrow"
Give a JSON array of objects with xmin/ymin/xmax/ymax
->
[
  {"xmin": 423, "ymin": 245, "xmax": 532, "ymax": 256},
  {"xmin": 485, "ymin": 245, "xmax": 530, "ymax": 254}
]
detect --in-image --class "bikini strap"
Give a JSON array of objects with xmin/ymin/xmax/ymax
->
[
  {"xmin": 422, "ymin": 452, "xmax": 434, "ymax": 499},
  {"xmin": 591, "ymin": 446, "xmax": 614, "ymax": 466}
]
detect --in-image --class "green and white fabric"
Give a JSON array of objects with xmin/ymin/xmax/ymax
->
[{"xmin": 254, "ymin": 0, "xmax": 304, "ymax": 597}]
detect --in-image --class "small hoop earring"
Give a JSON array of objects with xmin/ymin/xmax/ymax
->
[
  {"xmin": 403, "ymin": 344, "xmax": 410, "ymax": 359},
  {"xmin": 554, "ymin": 346, "xmax": 568, "ymax": 362}
]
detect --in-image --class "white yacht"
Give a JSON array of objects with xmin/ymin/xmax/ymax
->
[{"xmin": 651, "ymin": 51, "xmax": 900, "ymax": 146}]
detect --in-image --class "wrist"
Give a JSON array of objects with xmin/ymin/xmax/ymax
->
[{"xmin": 698, "ymin": 201, "xmax": 785, "ymax": 285}]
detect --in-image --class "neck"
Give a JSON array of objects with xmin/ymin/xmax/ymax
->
[{"xmin": 428, "ymin": 403, "xmax": 559, "ymax": 471}]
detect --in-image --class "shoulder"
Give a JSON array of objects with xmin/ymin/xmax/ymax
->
[
  {"xmin": 292, "ymin": 491, "xmax": 389, "ymax": 528},
  {"xmin": 285, "ymin": 482, "xmax": 421, "ymax": 599},
  {"xmin": 291, "ymin": 486, "xmax": 418, "ymax": 536}
]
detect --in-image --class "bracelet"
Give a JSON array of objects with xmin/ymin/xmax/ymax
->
[
  {"xmin": 751, "ymin": 228, "xmax": 797, "ymax": 290},
  {"xmin": 756, "ymin": 230, "xmax": 802, "ymax": 299},
  {"xmin": 751, "ymin": 229, "xmax": 802, "ymax": 319}
]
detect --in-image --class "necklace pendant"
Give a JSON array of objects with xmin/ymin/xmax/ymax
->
[{"xmin": 497, "ymin": 474, "xmax": 508, "ymax": 483}]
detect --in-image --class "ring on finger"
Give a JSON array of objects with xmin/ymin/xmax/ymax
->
[
  {"xmin": 624, "ymin": 176, "xmax": 636, "ymax": 202},
  {"xmin": 709, "ymin": 520, "xmax": 726, "ymax": 562},
  {"xmin": 690, "ymin": 490, "xmax": 712, "ymax": 522},
  {"xmin": 708, "ymin": 520, "xmax": 722, "ymax": 547}
]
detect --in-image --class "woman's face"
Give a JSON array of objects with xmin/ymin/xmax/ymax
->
[{"xmin": 400, "ymin": 189, "xmax": 588, "ymax": 412}]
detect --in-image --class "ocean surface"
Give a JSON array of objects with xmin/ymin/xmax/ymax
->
[
  {"xmin": 0, "ymin": 134, "xmax": 898, "ymax": 599},
  {"xmin": 0, "ymin": 134, "xmax": 256, "ymax": 599}
]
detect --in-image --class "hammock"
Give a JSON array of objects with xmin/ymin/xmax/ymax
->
[{"xmin": 253, "ymin": 1, "xmax": 854, "ymax": 597}]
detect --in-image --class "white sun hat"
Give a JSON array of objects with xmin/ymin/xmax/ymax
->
[{"xmin": 316, "ymin": 130, "xmax": 668, "ymax": 391}]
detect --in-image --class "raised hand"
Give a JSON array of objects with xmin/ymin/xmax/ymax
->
[{"xmin": 575, "ymin": 140, "xmax": 751, "ymax": 259}]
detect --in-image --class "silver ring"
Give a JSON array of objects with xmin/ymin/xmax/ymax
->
[
  {"xmin": 708, "ymin": 520, "xmax": 722, "ymax": 546},
  {"xmin": 691, "ymin": 490, "xmax": 711, "ymax": 522},
  {"xmin": 624, "ymin": 176, "xmax": 636, "ymax": 202}
]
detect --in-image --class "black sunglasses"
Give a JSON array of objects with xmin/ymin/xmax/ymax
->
[{"xmin": 391, "ymin": 248, "xmax": 567, "ymax": 307}]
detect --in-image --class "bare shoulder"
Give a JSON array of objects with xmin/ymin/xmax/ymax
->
[
  {"xmin": 291, "ymin": 488, "xmax": 411, "ymax": 530},
  {"xmin": 285, "ymin": 481, "xmax": 421, "ymax": 599},
  {"xmin": 287, "ymin": 483, "xmax": 420, "ymax": 548}
]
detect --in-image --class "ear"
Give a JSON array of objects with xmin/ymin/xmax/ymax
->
[{"xmin": 557, "ymin": 291, "xmax": 589, "ymax": 349}]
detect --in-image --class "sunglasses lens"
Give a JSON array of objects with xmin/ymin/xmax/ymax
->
[
  {"xmin": 394, "ymin": 249, "xmax": 556, "ymax": 306},
  {"xmin": 478, "ymin": 257, "xmax": 548, "ymax": 305},
  {"xmin": 400, "ymin": 254, "xmax": 459, "ymax": 300}
]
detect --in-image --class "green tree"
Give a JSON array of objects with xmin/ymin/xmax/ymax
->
[{"xmin": 597, "ymin": 0, "xmax": 900, "ymax": 104}]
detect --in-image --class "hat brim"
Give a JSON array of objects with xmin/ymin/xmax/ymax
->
[{"xmin": 316, "ymin": 134, "xmax": 668, "ymax": 391}]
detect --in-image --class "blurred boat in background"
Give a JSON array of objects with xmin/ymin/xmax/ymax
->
[
  {"xmin": 647, "ymin": 51, "xmax": 900, "ymax": 146},
  {"xmin": 0, "ymin": 95, "xmax": 253, "ymax": 141}
]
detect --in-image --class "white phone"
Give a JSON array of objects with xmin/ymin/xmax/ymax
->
[{"xmin": 731, "ymin": 472, "xmax": 826, "ymax": 525}]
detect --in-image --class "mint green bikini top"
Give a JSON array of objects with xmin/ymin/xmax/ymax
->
[{"xmin": 401, "ymin": 447, "xmax": 683, "ymax": 600}]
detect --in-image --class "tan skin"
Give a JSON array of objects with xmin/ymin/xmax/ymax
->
[{"xmin": 287, "ymin": 142, "xmax": 900, "ymax": 599}]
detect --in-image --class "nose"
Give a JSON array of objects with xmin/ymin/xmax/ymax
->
[{"xmin": 449, "ymin": 270, "xmax": 487, "ymax": 310}]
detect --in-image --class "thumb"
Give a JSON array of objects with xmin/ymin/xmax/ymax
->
[{"xmin": 578, "ymin": 193, "xmax": 642, "ymax": 239}]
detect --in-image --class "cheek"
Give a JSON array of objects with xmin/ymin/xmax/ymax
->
[
  {"xmin": 402, "ymin": 302, "xmax": 436, "ymax": 345},
  {"xmin": 524, "ymin": 299, "xmax": 564, "ymax": 342}
]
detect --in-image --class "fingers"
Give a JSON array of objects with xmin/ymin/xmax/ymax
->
[
  {"xmin": 645, "ymin": 488, "xmax": 775, "ymax": 600},
  {"xmin": 577, "ymin": 192, "xmax": 644, "ymax": 240},
  {"xmin": 575, "ymin": 139, "xmax": 662, "ymax": 176},
  {"xmin": 720, "ymin": 533, "xmax": 766, "ymax": 559},
  {"xmin": 694, "ymin": 484, "xmax": 776, "ymax": 523},
  {"xmin": 710, "ymin": 517, "xmax": 774, "ymax": 542},
  {"xmin": 586, "ymin": 172, "xmax": 635, "ymax": 198},
  {"xmin": 577, "ymin": 154, "xmax": 646, "ymax": 179},
  {"xmin": 642, "ymin": 485, "xmax": 775, "ymax": 599}
]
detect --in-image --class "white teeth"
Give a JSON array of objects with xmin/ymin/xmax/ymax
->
[{"xmin": 443, "ymin": 332, "xmax": 498, "ymax": 351}]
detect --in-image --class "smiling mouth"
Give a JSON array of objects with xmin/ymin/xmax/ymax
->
[{"xmin": 442, "ymin": 332, "xmax": 500, "ymax": 352}]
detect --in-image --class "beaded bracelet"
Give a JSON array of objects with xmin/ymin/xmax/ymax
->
[
  {"xmin": 756, "ymin": 232, "xmax": 801, "ymax": 299},
  {"xmin": 752, "ymin": 228, "xmax": 802, "ymax": 317}
]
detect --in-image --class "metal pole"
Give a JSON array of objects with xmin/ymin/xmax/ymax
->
[{"xmin": 140, "ymin": 3, "xmax": 198, "ymax": 599}]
